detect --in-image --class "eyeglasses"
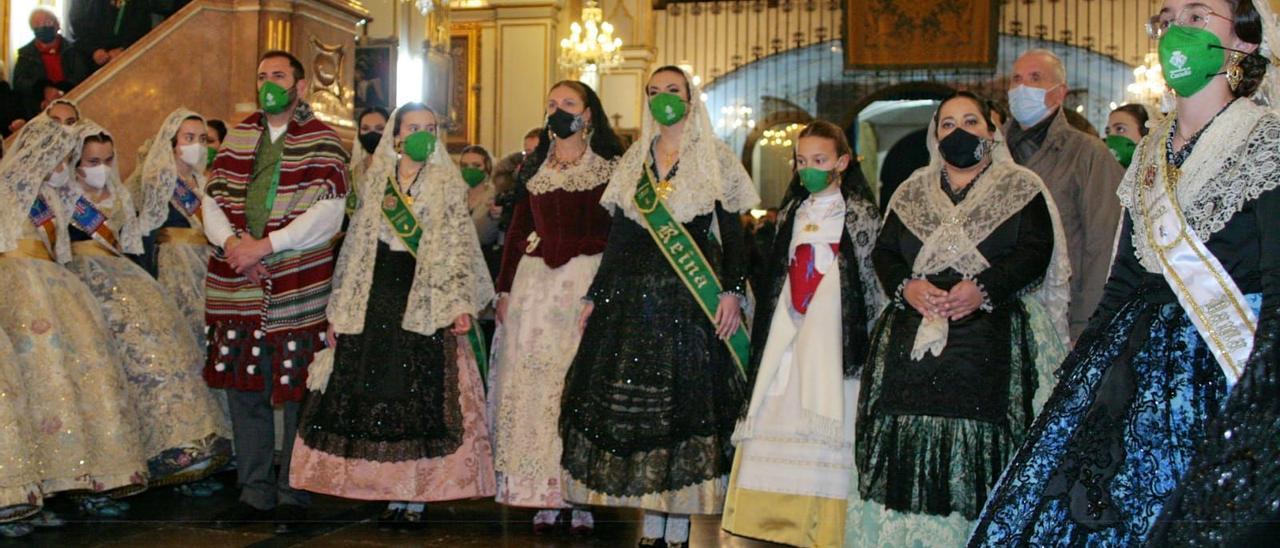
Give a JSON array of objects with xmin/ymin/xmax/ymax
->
[{"xmin": 1147, "ymin": 5, "xmax": 1233, "ymax": 39}]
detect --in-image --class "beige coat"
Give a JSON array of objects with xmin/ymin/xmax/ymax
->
[{"xmin": 1007, "ymin": 110, "xmax": 1125, "ymax": 339}]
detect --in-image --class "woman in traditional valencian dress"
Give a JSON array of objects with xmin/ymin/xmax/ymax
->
[
  {"xmin": 0, "ymin": 116, "xmax": 148, "ymax": 519},
  {"xmin": 720, "ymin": 120, "xmax": 883, "ymax": 548},
  {"xmin": 136, "ymin": 108, "xmax": 215, "ymax": 347},
  {"xmin": 970, "ymin": 1, "xmax": 1278, "ymax": 545},
  {"xmin": 559, "ymin": 66, "xmax": 760, "ymax": 548},
  {"xmin": 61, "ymin": 122, "xmax": 232, "ymax": 490},
  {"xmin": 135, "ymin": 109, "xmax": 233, "ymax": 498},
  {"xmin": 488, "ymin": 81, "xmax": 622, "ymax": 534},
  {"xmin": 846, "ymin": 92, "xmax": 1070, "ymax": 547},
  {"xmin": 290, "ymin": 103, "xmax": 496, "ymax": 530}
]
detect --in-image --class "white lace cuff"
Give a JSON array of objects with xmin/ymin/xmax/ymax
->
[
  {"xmin": 719, "ymin": 290, "xmax": 746, "ymax": 304},
  {"xmin": 964, "ymin": 275, "xmax": 994, "ymax": 312}
]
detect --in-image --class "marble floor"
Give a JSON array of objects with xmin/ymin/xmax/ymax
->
[{"xmin": 0, "ymin": 472, "xmax": 779, "ymax": 547}]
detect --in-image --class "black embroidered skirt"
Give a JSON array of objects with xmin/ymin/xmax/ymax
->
[{"xmin": 297, "ymin": 242, "xmax": 463, "ymax": 462}]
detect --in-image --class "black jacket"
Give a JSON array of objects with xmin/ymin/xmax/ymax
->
[
  {"xmin": 68, "ymin": 0, "xmax": 154, "ymax": 56},
  {"xmin": 12, "ymin": 37, "xmax": 93, "ymax": 117}
]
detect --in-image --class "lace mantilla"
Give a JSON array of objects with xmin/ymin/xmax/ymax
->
[
  {"xmin": 846, "ymin": 194, "xmax": 887, "ymax": 327},
  {"xmin": 327, "ymin": 105, "xmax": 495, "ymax": 336},
  {"xmin": 0, "ymin": 117, "xmax": 78, "ymax": 257},
  {"xmin": 138, "ymin": 108, "xmax": 207, "ymax": 234},
  {"xmin": 526, "ymin": 147, "xmax": 617, "ymax": 195},
  {"xmin": 601, "ymin": 67, "xmax": 759, "ymax": 224},
  {"xmin": 51, "ymin": 121, "xmax": 145, "ymax": 259},
  {"xmin": 1120, "ymin": 100, "xmax": 1280, "ymax": 274}
]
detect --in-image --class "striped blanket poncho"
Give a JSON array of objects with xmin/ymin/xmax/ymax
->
[{"xmin": 203, "ymin": 102, "xmax": 349, "ymax": 404}]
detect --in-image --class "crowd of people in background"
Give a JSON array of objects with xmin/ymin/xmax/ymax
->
[
  {"xmin": 3, "ymin": 1, "xmax": 193, "ymax": 136},
  {"xmin": 2, "ymin": 0, "xmax": 1280, "ymax": 546}
]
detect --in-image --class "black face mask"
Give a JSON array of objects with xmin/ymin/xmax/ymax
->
[
  {"xmin": 547, "ymin": 108, "xmax": 586, "ymax": 139},
  {"xmin": 938, "ymin": 127, "xmax": 988, "ymax": 169},
  {"xmin": 34, "ymin": 26, "xmax": 57, "ymax": 44},
  {"xmin": 358, "ymin": 131, "xmax": 381, "ymax": 154}
]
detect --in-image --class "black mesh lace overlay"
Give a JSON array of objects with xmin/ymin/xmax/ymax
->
[{"xmin": 298, "ymin": 242, "xmax": 463, "ymax": 462}]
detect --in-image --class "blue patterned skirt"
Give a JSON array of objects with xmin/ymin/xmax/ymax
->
[{"xmin": 969, "ymin": 291, "xmax": 1262, "ymax": 546}]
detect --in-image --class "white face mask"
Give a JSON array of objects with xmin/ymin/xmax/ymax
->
[
  {"xmin": 1008, "ymin": 84, "xmax": 1059, "ymax": 127},
  {"xmin": 178, "ymin": 143, "xmax": 206, "ymax": 169},
  {"xmin": 46, "ymin": 165, "xmax": 71, "ymax": 189},
  {"xmin": 82, "ymin": 164, "xmax": 110, "ymax": 189}
]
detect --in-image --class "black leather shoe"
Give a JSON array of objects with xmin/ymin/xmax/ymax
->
[
  {"xmin": 273, "ymin": 504, "xmax": 307, "ymax": 535},
  {"xmin": 213, "ymin": 502, "xmax": 262, "ymax": 528},
  {"xmin": 377, "ymin": 507, "xmax": 405, "ymax": 531},
  {"xmin": 399, "ymin": 508, "xmax": 426, "ymax": 532},
  {"xmin": 638, "ymin": 538, "xmax": 667, "ymax": 547}
]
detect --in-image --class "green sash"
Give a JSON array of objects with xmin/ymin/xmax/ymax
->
[
  {"xmin": 634, "ymin": 171, "xmax": 749, "ymax": 379},
  {"xmin": 379, "ymin": 178, "xmax": 489, "ymax": 383}
]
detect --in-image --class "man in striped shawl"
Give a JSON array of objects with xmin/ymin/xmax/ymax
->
[{"xmin": 200, "ymin": 50, "xmax": 349, "ymax": 533}]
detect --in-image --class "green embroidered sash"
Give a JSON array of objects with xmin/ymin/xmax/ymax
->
[
  {"xmin": 634, "ymin": 171, "xmax": 749, "ymax": 379},
  {"xmin": 379, "ymin": 177, "xmax": 489, "ymax": 383}
]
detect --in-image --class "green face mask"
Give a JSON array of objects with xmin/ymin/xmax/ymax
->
[
  {"xmin": 401, "ymin": 130, "xmax": 436, "ymax": 162},
  {"xmin": 206, "ymin": 146, "xmax": 218, "ymax": 167},
  {"xmin": 649, "ymin": 92, "xmax": 688, "ymax": 126},
  {"xmin": 1104, "ymin": 135, "xmax": 1137, "ymax": 168},
  {"xmin": 798, "ymin": 167, "xmax": 833, "ymax": 194},
  {"xmin": 258, "ymin": 81, "xmax": 293, "ymax": 114},
  {"xmin": 461, "ymin": 167, "xmax": 487, "ymax": 188},
  {"xmin": 1159, "ymin": 26, "xmax": 1225, "ymax": 98}
]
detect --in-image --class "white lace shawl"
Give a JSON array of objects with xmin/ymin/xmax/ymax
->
[
  {"xmin": 887, "ymin": 122, "xmax": 1072, "ymax": 346},
  {"xmin": 327, "ymin": 105, "xmax": 495, "ymax": 336},
  {"xmin": 57, "ymin": 121, "xmax": 145, "ymax": 257},
  {"xmin": 1253, "ymin": 0, "xmax": 1279, "ymax": 108},
  {"xmin": 349, "ymin": 137, "xmax": 372, "ymax": 194},
  {"xmin": 137, "ymin": 108, "xmax": 206, "ymax": 234},
  {"xmin": 526, "ymin": 145, "xmax": 618, "ymax": 195},
  {"xmin": 601, "ymin": 67, "xmax": 760, "ymax": 223},
  {"xmin": 1118, "ymin": 100, "xmax": 1280, "ymax": 274},
  {"xmin": 0, "ymin": 117, "xmax": 78, "ymax": 259}
]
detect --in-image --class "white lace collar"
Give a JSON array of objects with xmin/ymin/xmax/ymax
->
[
  {"xmin": 526, "ymin": 147, "xmax": 616, "ymax": 195},
  {"xmin": 1120, "ymin": 100, "xmax": 1280, "ymax": 273}
]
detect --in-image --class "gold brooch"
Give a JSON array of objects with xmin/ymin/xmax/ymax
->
[{"xmin": 655, "ymin": 180, "xmax": 674, "ymax": 201}]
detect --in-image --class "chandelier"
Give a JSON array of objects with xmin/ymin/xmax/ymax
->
[
  {"xmin": 558, "ymin": 0, "xmax": 624, "ymax": 82},
  {"xmin": 718, "ymin": 104, "xmax": 756, "ymax": 132},
  {"xmin": 759, "ymin": 123, "xmax": 802, "ymax": 148},
  {"xmin": 1125, "ymin": 52, "xmax": 1168, "ymax": 110}
]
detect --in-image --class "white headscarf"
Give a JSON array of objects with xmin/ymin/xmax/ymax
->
[
  {"xmin": 886, "ymin": 110, "xmax": 1071, "ymax": 359},
  {"xmin": 60, "ymin": 120, "xmax": 144, "ymax": 256},
  {"xmin": 601, "ymin": 66, "xmax": 760, "ymax": 223},
  {"xmin": 327, "ymin": 104, "xmax": 495, "ymax": 336},
  {"xmin": 0, "ymin": 116, "xmax": 78, "ymax": 258},
  {"xmin": 137, "ymin": 108, "xmax": 206, "ymax": 234}
]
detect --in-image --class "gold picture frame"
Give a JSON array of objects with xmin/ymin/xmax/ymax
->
[
  {"xmin": 844, "ymin": 0, "xmax": 998, "ymax": 69},
  {"xmin": 447, "ymin": 25, "xmax": 481, "ymax": 153}
]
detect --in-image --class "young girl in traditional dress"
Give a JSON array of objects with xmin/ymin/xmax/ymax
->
[
  {"xmin": 559, "ymin": 66, "xmax": 760, "ymax": 548},
  {"xmin": 290, "ymin": 103, "xmax": 496, "ymax": 530},
  {"xmin": 720, "ymin": 121, "xmax": 882, "ymax": 547},
  {"xmin": 488, "ymin": 81, "xmax": 622, "ymax": 533}
]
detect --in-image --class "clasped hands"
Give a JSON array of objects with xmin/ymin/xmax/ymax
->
[
  {"xmin": 904, "ymin": 278, "xmax": 985, "ymax": 321},
  {"xmin": 223, "ymin": 235, "xmax": 273, "ymax": 285}
]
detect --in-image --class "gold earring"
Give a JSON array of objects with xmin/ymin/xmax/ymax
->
[{"xmin": 1226, "ymin": 51, "xmax": 1245, "ymax": 92}]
